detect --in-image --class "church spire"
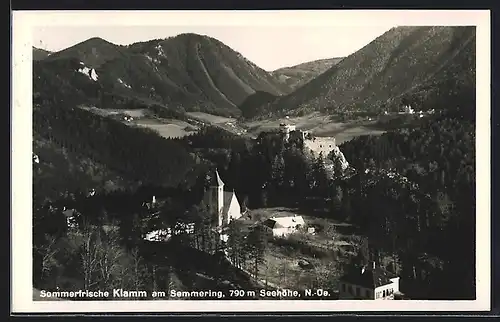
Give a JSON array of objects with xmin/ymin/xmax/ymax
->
[{"xmin": 210, "ymin": 168, "xmax": 224, "ymax": 187}]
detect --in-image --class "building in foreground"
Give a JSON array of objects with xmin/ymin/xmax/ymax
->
[{"xmin": 339, "ymin": 262, "xmax": 401, "ymax": 300}]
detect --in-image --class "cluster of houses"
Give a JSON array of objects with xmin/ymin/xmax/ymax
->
[{"xmin": 142, "ymin": 169, "xmax": 311, "ymax": 242}]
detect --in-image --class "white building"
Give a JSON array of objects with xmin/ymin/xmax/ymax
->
[
  {"xmin": 203, "ymin": 169, "xmax": 242, "ymax": 228},
  {"xmin": 339, "ymin": 262, "xmax": 401, "ymax": 300},
  {"xmin": 262, "ymin": 215, "xmax": 306, "ymax": 237},
  {"xmin": 144, "ymin": 229, "xmax": 171, "ymax": 242},
  {"xmin": 403, "ymin": 105, "xmax": 414, "ymax": 114}
]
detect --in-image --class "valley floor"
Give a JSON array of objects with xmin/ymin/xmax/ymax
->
[{"xmin": 243, "ymin": 112, "xmax": 387, "ymax": 145}]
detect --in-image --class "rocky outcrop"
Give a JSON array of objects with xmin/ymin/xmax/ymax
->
[{"xmin": 329, "ymin": 145, "xmax": 350, "ymax": 172}]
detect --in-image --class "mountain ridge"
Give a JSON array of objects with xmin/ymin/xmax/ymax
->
[
  {"xmin": 256, "ymin": 26, "xmax": 475, "ymax": 118},
  {"xmin": 33, "ymin": 47, "xmax": 52, "ymax": 61},
  {"xmin": 34, "ymin": 34, "xmax": 293, "ymax": 117},
  {"xmin": 272, "ymin": 57, "xmax": 344, "ymax": 90}
]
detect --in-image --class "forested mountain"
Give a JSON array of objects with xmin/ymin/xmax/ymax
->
[
  {"xmin": 338, "ymin": 114, "xmax": 475, "ymax": 299},
  {"xmin": 272, "ymin": 57, "xmax": 344, "ymax": 90},
  {"xmin": 32, "ymin": 102, "xmax": 205, "ymax": 203},
  {"xmin": 33, "ymin": 134, "xmax": 133, "ymax": 204},
  {"xmin": 33, "ymin": 47, "xmax": 52, "ymax": 61},
  {"xmin": 34, "ymin": 34, "xmax": 292, "ymax": 118},
  {"xmin": 43, "ymin": 37, "xmax": 128, "ymax": 69},
  {"xmin": 251, "ymin": 26, "xmax": 475, "ymax": 118},
  {"xmin": 238, "ymin": 91, "xmax": 279, "ymax": 119}
]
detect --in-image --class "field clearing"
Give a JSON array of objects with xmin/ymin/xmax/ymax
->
[
  {"xmin": 244, "ymin": 208, "xmax": 359, "ymax": 250},
  {"xmin": 186, "ymin": 112, "xmax": 236, "ymax": 124},
  {"xmin": 135, "ymin": 118, "xmax": 198, "ymax": 139},
  {"xmin": 78, "ymin": 105, "xmax": 150, "ymax": 119},
  {"xmin": 247, "ymin": 242, "xmax": 343, "ymax": 292},
  {"xmin": 185, "ymin": 111, "xmax": 254, "ymax": 137},
  {"xmin": 244, "ymin": 112, "xmax": 387, "ymax": 145},
  {"xmin": 315, "ymin": 125, "xmax": 386, "ymax": 146},
  {"xmin": 237, "ymin": 207, "xmax": 363, "ymax": 292}
]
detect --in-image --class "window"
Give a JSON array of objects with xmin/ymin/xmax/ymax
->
[
  {"xmin": 341, "ymin": 283, "xmax": 346, "ymax": 292},
  {"xmin": 349, "ymin": 285, "xmax": 353, "ymax": 294},
  {"xmin": 356, "ymin": 287, "xmax": 360, "ymax": 297},
  {"xmin": 383, "ymin": 290, "xmax": 386, "ymax": 297},
  {"xmin": 365, "ymin": 289, "xmax": 372, "ymax": 299}
]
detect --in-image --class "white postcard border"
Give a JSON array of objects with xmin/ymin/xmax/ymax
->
[{"xmin": 11, "ymin": 9, "xmax": 491, "ymax": 313}]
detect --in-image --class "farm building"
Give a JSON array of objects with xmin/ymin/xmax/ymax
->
[
  {"xmin": 262, "ymin": 215, "xmax": 306, "ymax": 237},
  {"xmin": 339, "ymin": 261, "xmax": 401, "ymax": 300},
  {"xmin": 203, "ymin": 169, "xmax": 242, "ymax": 228}
]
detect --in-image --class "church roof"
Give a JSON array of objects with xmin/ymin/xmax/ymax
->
[
  {"xmin": 209, "ymin": 169, "xmax": 224, "ymax": 187},
  {"xmin": 222, "ymin": 191, "xmax": 237, "ymax": 215}
]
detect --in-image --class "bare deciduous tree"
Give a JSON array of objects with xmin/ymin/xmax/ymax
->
[
  {"xmin": 79, "ymin": 224, "xmax": 101, "ymax": 290},
  {"xmin": 98, "ymin": 227, "xmax": 125, "ymax": 289},
  {"xmin": 130, "ymin": 247, "xmax": 149, "ymax": 291},
  {"xmin": 34, "ymin": 234, "xmax": 59, "ymax": 281}
]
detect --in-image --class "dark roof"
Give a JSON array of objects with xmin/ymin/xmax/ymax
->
[
  {"xmin": 262, "ymin": 219, "xmax": 277, "ymax": 229},
  {"xmin": 340, "ymin": 264, "xmax": 395, "ymax": 289},
  {"xmin": 62, "ymin": 209, "xmax": 77, "ymax": 217}
]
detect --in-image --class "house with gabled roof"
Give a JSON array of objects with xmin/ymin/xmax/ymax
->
[
  {"xmin": 203, "ymin": 169, "xmax": 242, "ymax": 228},
  {"xmin": 262, "ymin": 215, "xmax": 306, "ymax": 237},
  {"xmin": 339, "ymin": 261, "xmax": 401, "ymax": 300}
]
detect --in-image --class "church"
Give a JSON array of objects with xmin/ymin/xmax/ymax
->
[{"xmin": 203, "ymin": 169, "xmax": 243, "ymax": 228}]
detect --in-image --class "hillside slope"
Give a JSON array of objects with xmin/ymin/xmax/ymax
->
[
  {"xmin": 261, "ymin": 26, "xmax": 475, "ymax": 117},
  {"xmin": 33, "ymin": 47, "xmax": 51, "ymax": 61},
  {"xmin": 35, "ymin": 34, "xmax": 292, "ymax": 117},
  {"xmin": 272, "ymin": 57, "xmax": 344, "ymax": 90},
  {"xmin": 32, "ymin": 101, "xmax": 203, "ymax": 203},
  {"xmin": 33, "ymin": 134, "xmax": 133, "ymax": 203},
  {"xmin": 238, "ymin": 91, "xmax": 279, "ymax": 119}
]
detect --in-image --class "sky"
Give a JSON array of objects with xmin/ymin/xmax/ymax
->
[{"xmin": 32, "ymin": 25, "xmax": 394, "ymax": 71}]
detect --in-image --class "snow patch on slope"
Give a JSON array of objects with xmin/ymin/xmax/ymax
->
[
  {"xmin": 77, "ymin": 65, "xmax": 99, "ymax": 81},
  {"xmin": 155, "ymin": 44, "xmax": 166, "ymax": 58}
]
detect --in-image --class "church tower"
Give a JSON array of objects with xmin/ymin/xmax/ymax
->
[{"xmin": 207, "ymin": 169, "xmax": 225, "ymax": 227}]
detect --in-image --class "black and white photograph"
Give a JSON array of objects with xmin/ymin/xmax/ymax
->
[{"xmin": 11, "ymin": 10, "xmax": 490, "ymax": 313}]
